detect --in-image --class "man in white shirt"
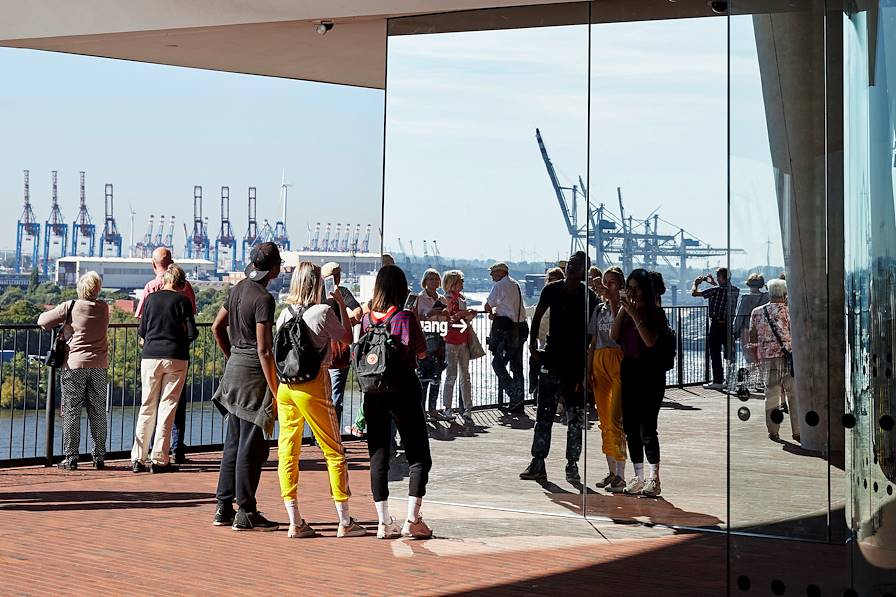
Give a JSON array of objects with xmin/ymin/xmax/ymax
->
[{"xmin": 484, "ymin": 262, "xmax": 527, "ymax": 412}]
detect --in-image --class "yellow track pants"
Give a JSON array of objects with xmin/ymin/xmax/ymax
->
[
  {"xmin": 277, "ymin": 369, "xmax": 351, "ymax": 502},
  {"xmin": 591, "ymin": 347, "xmax": 627, "ymax": 462}
]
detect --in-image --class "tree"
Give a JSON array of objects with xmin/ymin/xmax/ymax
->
[
  {"xmin": 28, "ymin": 267, "xmax": 39, "ymax": 292},
  {"xmin": 0, "ymin": 300, "xmax": 44, "ymax": 324}
]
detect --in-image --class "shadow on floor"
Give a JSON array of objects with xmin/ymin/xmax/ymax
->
[{"xmin": 0, "ymin": 489, "xmax": 214, "ymax": 512}]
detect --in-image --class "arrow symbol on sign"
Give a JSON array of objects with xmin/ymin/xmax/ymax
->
[{"xmin": 451, "ymin": 320, "xmax": 468, "ymax": 334}]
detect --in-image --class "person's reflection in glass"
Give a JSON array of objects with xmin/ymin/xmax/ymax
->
[{"xmin": 520, "ymin": 251, "xmax": 597, "ymax": 484}]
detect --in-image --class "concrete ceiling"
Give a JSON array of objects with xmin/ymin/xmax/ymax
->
[{"xmin": 0, "ymin": 0, "xmax": 579, "ymax": 89}]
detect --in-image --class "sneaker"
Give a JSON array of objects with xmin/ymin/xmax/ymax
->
[
  {"xmin": 173, "ymin": 453, "xmax": 188, "ymax": 465},
  {"xmin": 768, "ymin": 432, "xmax": 780, "ymax": 441},
  {"xmin": 337, "ymin": 517, "xmax": 367, "ymax": 538},
  {"xmin": 213, "ymin": 504, "xmax": 235, "ymax": 526},
  {"xmin": 131, "ymin": 461, "xmax": 147, "ymax": 473},
  {"xmin": 606, "ymin": 475, "xmax": 628, "ymax": 493},
  {"xmin": 377, "ymin": 517, "xmax": 403, "ymax": 539},
  {"xmin": 401, "ymin": 517, "xmax": 433, "ymax": 539},
  {"xmin": 702, "ymin": 382, "xmax": 724, "ymax": 391},
  {"xmin": 344, "ymin": 424, "xmax": 366, "ymax": 438},
  {"xmin": 93, "ymin": 458, "xmax": 105, "ymax": 470},
  {"xmin": 439, "ymin": 409, "xmax": 455, "ymax": 421},
  {"xmin": 642, "ymin": 478, "xmax": 662, "ymax": 497},
  {"xmin": 519, "ymin": 458, "xmax": 547, "ymax": 481},
  {"xmin": 792, "ymin": 433, "xmax": 801, "ymax": 443},
  {"xmin": 565, "ymin": 461, "xmax": 581, "ymax": 483},
  {"xmin": 288, "ymin": 519, "xmax": 316, "ymax": 538},
  {"xmin": 595, "ymin": 472, "xmax": 616, "ymax": 488},
  {"xmin": 462, "ymin": 413, "xmax": 474, "ymax": 425},
  {"xmin": 57, "ymin": 458, "xmax": 78, "ymax": 470},
  {"xmin": 150, "ymin": 462, "xmax": 179, "ymax": 474},
  {"xmin": 232, "ymin": 510, "xmax": 279, "ymax": 532},
  {"xmin": 623, "ymin": 477, "xmax": 646, "ymax": 495}
]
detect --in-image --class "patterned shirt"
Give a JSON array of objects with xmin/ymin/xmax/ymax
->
[
  {"xmin": 700, "ymin": 283, "xmax": 740, "ymax": 321},
  {"xmin": 750, "ymin": 302, "xmax": 792, "ymax": 359}
]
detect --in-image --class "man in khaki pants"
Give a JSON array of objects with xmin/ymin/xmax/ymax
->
[{"xmin": 131, "ymin": 265, "xmax": 198, "ymax": 473}]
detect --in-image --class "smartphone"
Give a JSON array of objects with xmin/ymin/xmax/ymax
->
[
  {"xmin": 619, "ymin": 289, "xmax": 629, "ymax": 299},
  {"xmin": 404, "ymin": 293, "xmax": 419, "ymax": 311},
  {"xmin": 324, "ymin": 275, "xmax": 336, "ymax": 296}
]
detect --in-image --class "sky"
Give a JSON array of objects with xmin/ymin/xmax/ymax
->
[{"xmin": 1, "ymin": 14, "xmax": 784, "ymax": 272}]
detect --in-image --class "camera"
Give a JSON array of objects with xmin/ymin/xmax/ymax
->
[{"xmin": 709, "ymin": 1, "xmax": 727, "ymax": 14}]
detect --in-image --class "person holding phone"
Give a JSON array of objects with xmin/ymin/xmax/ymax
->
[
  {"xmin": 692, "ymin": 267, "xmax": 740, "ymax": 390},
  {"xmin": 321, "ymin": 262, "xmax": 362, "ymax": 427},
  {"xmin": 276, "ymin": 261, "xmax": 365, "ymax": 539},
  {"xmin": 611, "ymin": 268, "xmax": 668, "ymax": 497}
]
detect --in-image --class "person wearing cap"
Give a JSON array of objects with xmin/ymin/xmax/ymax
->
[
  {"xmin": 135, "ymin": 247, "xmax": 197, "ymax": 465},
  {"xmin": 321, "ymin": 262, "xmax": 362, "ymax": 426},
  {"xmin": 210, "ymin": 242, "xmax": 282, "ymax": 532},
  {"xmin": 485, "ymin": 262, "xmax": 528, "ymax": 412},
  {"xmin": 734, "ymin": 273, "xmax": 768, "ymax": 393}
]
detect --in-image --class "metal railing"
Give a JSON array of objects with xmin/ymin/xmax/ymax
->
[{"xmin": 0, "ymin": 306, "xmax": 713, "ymax": 467}]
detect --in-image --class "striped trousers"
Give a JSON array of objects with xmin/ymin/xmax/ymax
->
[{"xmin": 60, "ymin": 368, "xmax": 108, "ymax": 459}]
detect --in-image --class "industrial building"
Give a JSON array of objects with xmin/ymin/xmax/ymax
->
[{"xmin": 55, "ymin": 256, "xmax": 216, "ymax": 290}]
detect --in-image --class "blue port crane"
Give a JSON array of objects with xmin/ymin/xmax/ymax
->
[
  {"xmin": 99, "ymin": 183, "xmax": 122, "ymax": 257},
  {"xmin": 43, "ymin": 171, "xmax": 69, "ymax": 276},
  {"xmin": 273, "ymin": 173, "xmax": 291, "ymax": 251},
  {"xmin": 242, "ymin": 187, "xmax": 260, "ymax": 265},
  {"xmin": 15, "ymin": 170, "xmax": 41, "ymax": 273},
  {"xmin": 71, "ymin": 171, "xmax": 96, "ymax": 257},
  {"xmin": 187, "ymin": 186, "xmax": 210, "ymax": 260},
  {"xmin": 215, "ymin": 186, "xmax": 237, "ymax": 274}
]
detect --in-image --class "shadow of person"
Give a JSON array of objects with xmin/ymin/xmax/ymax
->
[
  {"xmin": 496, "ymin": 411, "xmax": 535, "ymax": 430},
  {"xmin": 661, "ymin": 399, "xmax": 702, "ymax": 412},
  {"xmin": 0, "ymin": 490, "xmax": 214, "ymax": 512}
]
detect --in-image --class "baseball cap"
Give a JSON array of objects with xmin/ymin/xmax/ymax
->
[
  {"xmin": 489, "ymin": 262, "xmax": 509, "ymax": 274},
  {"xmin": 321, "ymin": 262, "xmax": 341, "ymax": 278},
  {"xmin": 244, "ymin": 242, "xmax": 282, "ymax": 282}
]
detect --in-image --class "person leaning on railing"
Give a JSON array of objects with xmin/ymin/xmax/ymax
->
[
  {"xmin": 38, "ymin": 270, "xmax": 110, "ymax": 471},
  {"xmin": 131, "ymin": 264, "xmax": 198, "ymax": 474}
]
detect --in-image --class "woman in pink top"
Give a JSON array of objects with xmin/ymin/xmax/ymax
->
[
  {"xmin": 440, "ymin": 270, "xmax": 476, "ymax": 424},
  {"xmin": 38, "ymin": 271, "xmax": 110, "ymax": 470},
  {"xmin": 749, "ymin": 278, "xmax": 799, "ymax": 442}
]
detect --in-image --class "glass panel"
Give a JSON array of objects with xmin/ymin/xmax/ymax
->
[
  {"xmin": 384, "ymin": 4, "xmax": 590, "ymax": 516},
  {"xmin": 844, "ymin": 1, "xmax": 896, "ymax": 591},
  {"xmin": 586, "ymin": 8, "xmax": 727, "ymax": 529},
  {"xmin": 728, "ymin": 0, "xmax": 840, "ymax": 541}
]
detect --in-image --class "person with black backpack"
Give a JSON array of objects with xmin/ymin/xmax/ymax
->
[
  {"xmin": 274, "ymin": 262, "xmax": 365, "ymax": 539},
  {"xmin": 354, "ymin": 264, "xmax": 433, "ymax": 540},
  {"xmin": 610, "ymin": 268, "xmax": 669, "ymax": 497}
]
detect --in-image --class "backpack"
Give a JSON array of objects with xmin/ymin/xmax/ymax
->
[
  {"xmin": 274, "ymin": 305, "xmax": 323, "ymax": 384},
  {"xmin": 656, "ymin": 323, "xmax": 677, "ymax": 372},
  {"xmin": 352, "ymin": 309, "xmax": 400, "ymax": 395}
]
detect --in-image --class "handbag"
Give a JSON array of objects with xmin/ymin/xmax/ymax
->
[
  {"xmin": 467, "ymin": 325, "xmax": 486, "ymax": 360},
  {"xmin": 762, "ymin": 305, "xmax": 794, "ymax": 377},
  {"xmin": 43, "ymin": 300, "xmax": 75, "ymax": 368}
]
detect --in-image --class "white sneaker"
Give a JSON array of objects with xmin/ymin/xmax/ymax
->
[
  {"xmin": 401, "ymin": 517, "xmax": 433, "ymax": 539},
  {"xmin": 702, "ymin": 382, "xmax": 724, "ymax": 391},
  {"xmin": 641, "ymin": 478, "xmax": 662, "ymax": 497},
  {"xmin": 377, "ymin": 517, "xmax": 402, "ymax": 539},
  {"xmin": 623, "ymin": 477, "xmax": 646, "ymax": 495}
]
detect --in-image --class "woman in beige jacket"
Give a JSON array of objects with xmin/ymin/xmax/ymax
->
[{"xmin": 38, "ymin": 271, "xmax": 109, "ymax": 470}]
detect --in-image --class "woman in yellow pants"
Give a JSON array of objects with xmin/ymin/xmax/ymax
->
[
  {"xmin": 588, "ymin": 266, "xmax": 627, "ymax": 492},
  {"xmin": 275, "ymin": 262, "xmax": 366, "ymax": 538}
]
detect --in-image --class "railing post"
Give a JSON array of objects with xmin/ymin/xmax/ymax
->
[
  {"xmin": 677, "ymin": 308, "xmax": 684, "ymax": 387},
  {"xmin": 703, "ymin": 307, "xmax": 711, "ymax": 384},
  {"xmin": 44, "ymin": 365, "xmax": 57, "ymax": 467}
]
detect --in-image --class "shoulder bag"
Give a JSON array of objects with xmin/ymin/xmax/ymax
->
[
  {"xmin": 763, "ymin": 305, "xmax": 794, "ymax": 377},
  {"xmin": 44, "ymin": 300, "xmax": 76, "ymax": 368}
]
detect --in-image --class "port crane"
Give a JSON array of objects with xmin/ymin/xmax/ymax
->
[
  {"xmin": 99, "ymin": 183, "xmax": 122, "ymax": 257},
  {"xmin": 187, "ymin": 186, "xmax": 210, "ymax": 260},
  {"xmin": 71, "ymin": 171, "xmax": 96, "ymax": 257},
  {"xmin": 215, "ymin": 186, "xmax": 237, "ymax": 273},
  {"xmin": 15, "ymin": 170, "xmax": 41, "ymax": 273},
  {"xmin": 242, "ymin": 187, "xmax": 260, "ymax": 265},
  {"xmin": 42, "ymin": 171, "xmax": 69, "ymax": 276}
]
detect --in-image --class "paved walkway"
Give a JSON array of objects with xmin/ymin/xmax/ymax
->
[{"xmin": 0, "ymin": 388, "xmax": 851, "ymax": 596}]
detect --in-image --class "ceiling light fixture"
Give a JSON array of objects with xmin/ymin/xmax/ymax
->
[{"xmin": 315, "ymin": 20, "xmax": 334, "ymax": 35}]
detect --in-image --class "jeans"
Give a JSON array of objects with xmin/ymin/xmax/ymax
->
[
  {"xmin": 491, "ymin": 334, "xmax": 525, "ymax": 405},
  {"xmin": 329, "ymin": 367, "xmax": 350, "ymax": 427},
  {"xmin": 170, "ymin": 382, "xmax": 189, "ymax": 458},
  {"xmin": 365, "ymin": 371, "xmax": 432, "ymax": 502},
  {"xmin": 531, "ymin": 371, "xmax": 583, "ymax": 463},
  {"xmin": 442, "ymin": 343, "xmax": 472, "ymax": 414},
  {"xmin": 216, "ymin": 414, "xmax": 270, "ymax": 513},
  {"xmin": 707, "ymin": 320, "xmax": 731, "ymax": 384},
  {"xmin": 620, "ymin": 356, "xmax": 665, "ymax": 465}
]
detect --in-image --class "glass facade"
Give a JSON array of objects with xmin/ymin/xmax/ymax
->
[{"xmin": 381, "ymin": 0, "xmax": 894, "ymax": 592}]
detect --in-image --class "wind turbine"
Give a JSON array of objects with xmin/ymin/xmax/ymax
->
[{"xmin": 127, "ymin": 202, "xmax": 137, "ymax": 258}]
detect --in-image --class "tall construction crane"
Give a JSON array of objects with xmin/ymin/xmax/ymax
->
[
  {"xmin": 15, "ymin": 170, "xmax": 41, "ymax": 273},
  {"xmin": 187, "ymin": 186, "xmax": 210, "ymax": 260},
  {"xmin": 349, "ymin": 224, "xmax": 361, "ymax": 254},
  {"xmin": 321, "ymin": 223, "xmax": 332, "ymax": 253},
  {"xmin": 99, "ymin": 183, "xmax": 122, "ymax": 257},
  {"xmin": 432, "ymin": 240, "xmax": 442, "ymax": 268},
  {"xmin": 242, "ymin": 187, "xmax": 260, "ymax": 265},
  {"xmin": 258, "ymin": 219, "xmax": 275, "ymax": 243},
  {"xmin": 309, "ymin": 222, "xmax": 321, "ymax": 251},
  {"xmin": 43, "ymin": 171, "xmax": 69, "ymax": 276},
  {"xmin": 154, "ymin": 215, "xmax": 167, "ymax": 247},
  {"xmin": 164, "ymin": 216, "xmax": 175, "ymax": 248},
  {"xmin": 274, "ymin": 173, "xmax": 291, "ymax": 250},
  {"xmin": 215, "ymin": 186, "xmax": 237, "ymax": 274},
  {"xmin": 71, "ymin": 171, "xmax": 96, "ymax": 257},
  {"xmin": 408, "ymin": 240, "xmax": 417, "ymax": 265},
  {"xmin": 422, "ymin": 240, "xmax": 430, "ymax": 267},
  {"xmin": 396, "ymin": 237, "xmax": 409, "ymax": 267},
  {"xmin": 340, "ymin": 223, "xmax": 352, "ymax": 252},
  {"xmin": 136, "ymin": 214, "xmax": 155, "ymax": 258},
  {"xmin": 361, "ymin": 224, "xmax": 371, "ymax": 253},
  {"xmin": 536, "ymin": 128, "xmax": 583, "ymax": 255},
  {"xmin": 330, "ymin": 224, "xmax": 342, "ymax": 252}
]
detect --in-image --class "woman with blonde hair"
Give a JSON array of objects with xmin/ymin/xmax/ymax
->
[
  {"xmin": 275, "ymin": 261, "xmax": 365, "ymax": 538},
  {"xmin": 38, "ymin": 271, "xmax": 110, "ymax": 470},
  {"xmin": 440, "ymin": 269, "xmax": 476, "ymax": 424},
  {"xmin": 132, "ymin": 264, "xmax": 197, "ymax": 473},
  {"xmin": 416, "ymin": 269, "xmax": 446, "ymax": 420}
]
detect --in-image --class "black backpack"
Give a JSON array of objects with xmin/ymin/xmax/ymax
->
[
  {"xmin": 656, "ymin": 324, "xmax": 677, "ymax": 372},
  {"xmin": 274, "ymin": 305, "xmax": 323, "ymax": 384},
  {"xmin": 352, "ymin": 310, "xmax": 400, "ymax": 395}
]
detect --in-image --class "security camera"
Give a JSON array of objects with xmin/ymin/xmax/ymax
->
[
  {"xmin": 709, "ymin": 1, "xmax": 727, "ymax": 13},
  {"xmin": 315, "ymin": 21, "xmax": 334, "ymax": 35}
]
